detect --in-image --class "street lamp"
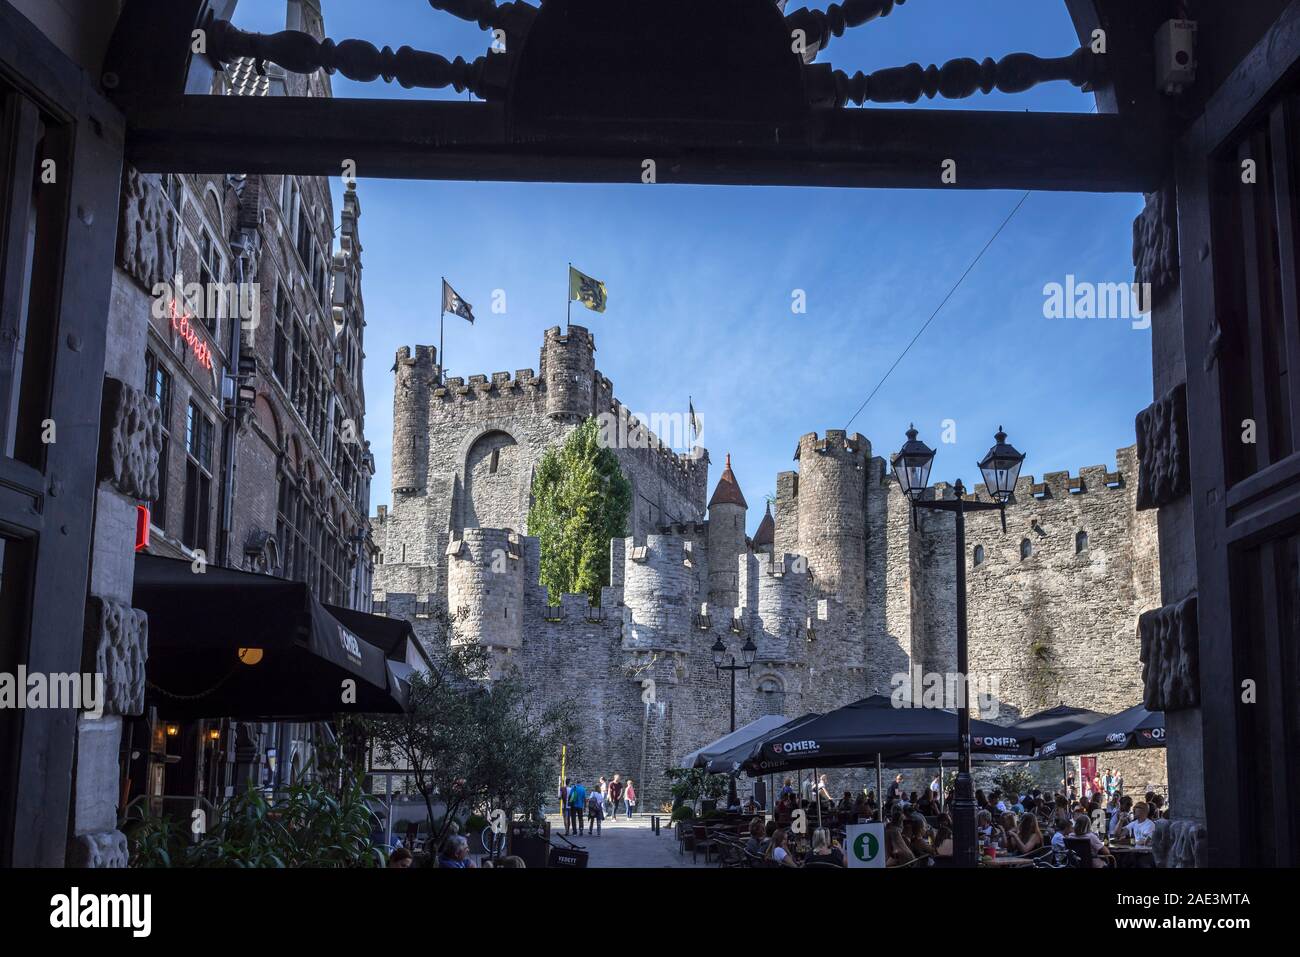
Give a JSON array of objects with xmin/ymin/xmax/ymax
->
[
  {"xmin": 712, "ymin": 631, "xmax": 758, "ymax": 809},
  {"xmin": 891, "ymin": 425, "xmax": 1025, "ymax": 867}
]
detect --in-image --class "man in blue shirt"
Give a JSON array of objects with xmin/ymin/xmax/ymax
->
[{"xmin": 568, "ymin": 781, "xmax": 587, "ymax": 836}]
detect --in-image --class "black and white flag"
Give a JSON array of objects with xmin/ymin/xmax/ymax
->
[{"xmin": 442, "ymin": 278, "xmax": 475, "ymax": 324}]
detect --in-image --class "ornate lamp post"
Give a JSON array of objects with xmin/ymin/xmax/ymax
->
[
  {"xmin": 892, "ymin": 425, "xmax": 1025, "ymax": 867},
  {"xmin": 712, "ymin": 631, "xmax": 758, "ymax": 808}
]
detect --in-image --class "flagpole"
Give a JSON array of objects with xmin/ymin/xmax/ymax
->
[
  {"xmin": 566, "ymin": 262, "xmax": 572, "ymax": 334},
  {"xmin": 439, "ymin": 277, "xmax": 446, "ymax": 385}
]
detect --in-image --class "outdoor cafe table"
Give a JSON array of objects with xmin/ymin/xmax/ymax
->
[
  {"xmin": 1109, "ymin": 845, "xmax": 1155, "ymax": 869},
  {"xmin": 980, "ymin": 855, "xmax": 1035, "ymax": 868}
]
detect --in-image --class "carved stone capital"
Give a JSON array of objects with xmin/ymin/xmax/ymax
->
[
  {"xmin": 1133, "ymin": 182, "xmax": 1179, "ymax": 305},
  {"xmin": 68, "ymin": 829, "xmax": 129, "ymax": 869},
  {"xmin": 98, "ymin": 377, "xmax": 162, "ymax": 501},
  {"xmin": 1151, "ymin": 818, "xmax": 1208, "ymax": 868},
  {"xmin": 1139, "ymin": 595, "xmax": 1199, "ymax": 712},
  {"xmin": 1135, "ymin": 382, "xmax": 1190, "ymax": 511},
  {"xmin": 85, "ymin": 595, "xmax": 149, "ymax": 716},
  {"xmin": 117, "ymin": 164, "xmax": 176, "ymax": 293}
]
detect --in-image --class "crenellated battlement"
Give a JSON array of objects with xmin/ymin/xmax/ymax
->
[
  {"xmin": 794, "ymin": 429, "xmax": 871, "ymax": 461},
  {"xmin": 433, "ymin": 368, "xmax": 542, "ymax": 400}
]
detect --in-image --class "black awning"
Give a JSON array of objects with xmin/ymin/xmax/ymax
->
[{"xmin": 133, "ymin": 554, "xmax": 407, "ymax": 720}]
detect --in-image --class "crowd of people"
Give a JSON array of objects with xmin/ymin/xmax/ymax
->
[
  {"xmin": 558, "ymin": 774, "xmax": 638, "ymax": 836},
  {"xmin": 734, "ymin": 772, "xmax": 1167, "ymax": 868}
]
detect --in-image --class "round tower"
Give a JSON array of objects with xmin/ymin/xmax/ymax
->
[
  {"xmin": 796, "ymin": 430, "xmax": 869, "ymax": 613},
  {"xmin": 540, "ymin": 325, "xmax": 596, "ymax": 421},
  {"xmin": 446, "ymin": 528, "xmax": 523, "ymax": 651},
  {"xmin": 391, "ymin": 345, "xmax": 436, "ymax": 494},
  {"xmin": 622, "ymin": 534, "xmax": 691, "ymax": 654},
  {"xmin": 750, "ymin": 552, "xmax": 810, "ymax": 665},
  {"xmin": 706, "ymin": 453, "xmax": 747, "ymax": 610}
]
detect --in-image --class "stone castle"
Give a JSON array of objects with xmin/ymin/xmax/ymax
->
[{"xmin": 373, "ymin": 325, "xmax": 1163, "ymax": 808}]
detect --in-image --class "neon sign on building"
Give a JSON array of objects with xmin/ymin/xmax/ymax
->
[{"xmin": 167, "ymin": 300, "xmax": 213, "ymax": 370}]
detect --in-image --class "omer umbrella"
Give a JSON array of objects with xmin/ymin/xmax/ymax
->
[
  {"xmin": 681, "ymin": 714, "xmax": 793, "ymax": 770},
  {"xmin": 741, "ymin": 695, "xmax": 1036, "ymax": 777},
  {"xmin": 1038, "ymin": 703, "xmax": 1165, "ymax": 758}
]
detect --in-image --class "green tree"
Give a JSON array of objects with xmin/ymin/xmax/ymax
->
[
  {"xmin": 528, "ymin": 416, "xmax": 632, "ymax": 604},
  {"xmin": 364, "ymin": 610, "xmax": 580, "ymax": 852}
]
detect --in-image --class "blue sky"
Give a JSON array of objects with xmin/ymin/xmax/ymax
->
[{"xmin": 235, "ymin": 1, "xmax": 1153, "ymax": 531}]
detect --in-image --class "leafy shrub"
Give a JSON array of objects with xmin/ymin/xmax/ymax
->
[
  {"xmin": 126, "ymin": 775, "xmax": 384, "ymax": 868},
  {"xmin": 670, "ymin": 805, "xmax": 696, "ymax": 822}
]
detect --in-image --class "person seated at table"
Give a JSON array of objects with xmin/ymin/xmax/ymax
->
[
  {"xmin": 1006, "ymin": 812, "xmax": 1044, "ymax": 855},
  {"xmin": 805, "ymin": 827, "xmax": 845, "ymax": 867},
  {"xmin": 1149, "ymin": 793, "xmax": 1166, "ymax": 820},
  {"xmin": 976, "ymin": 809, "xmax": 998, "ymax": 843},
  {"xmin": 745, "ymin": 816, "xmax": 768, "ymax": 857},
  {"xmin": 998, "ymin": 812, "xmax": 1018, "ymax": 846},
  {"xmin": 1124, "ymin": 802, "xmax": 1156, "ymax": 846},
  {"xmin": 917, "ymin": 792, "xmax": 936, "ymax": 817},
  {"xmin": 1074, "ymin": 813, "xmax": 1114, "ymax": 868},
  {"xmin": 990, "ymin": 790, "xmax": 1007, "ymax": 814},
  {"xmin": 765, "ymin": 828, "xmax": 799, "ymax": 868},
  {"xmin": 780, "ymin": 777, "xmax": 795, "ymax": 799},
  {"xmin": 852, "ymin": 792, "xmax": 871, "ymax": 820},
  {"xmin": 1052, "ymin": 795, "xmax": 1072, "ymax": 830},
  {"xmin": 974, "ymin": 788, "xmax": 989, "ymax": 812},
  {"xmin": 885, "ymin": 822, "xmax": 915, "ymax": 866},
  {"xmin": 932, "ymin": 814, "xmax": 954, "ymax": 856},
  {"xmin": 837, "ymin": 790, "xmax": 854, "ymax": 813},
  {"xmin": 1050, "ymin": 816, "xmax": 1073, "ymax": 862},
  {"xmin": 1109, "ymin": 794, "xmax": 1134, "ymax": 840},
  {"xmin": 904, "ymin": 818, "xmax": 934, "ymax": 859}
]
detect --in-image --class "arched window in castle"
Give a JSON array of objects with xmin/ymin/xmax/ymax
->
[
  {"xmin": 973, "ymin": 545, "xmax": 985, "ymax": 566},
  {"xmin": 1076, "ymin": 530, "xmax": 1089, "ymax": 554},
  {"xmin": 756, "ymin": 676, "xmax": 785, "ymax": 717},
  {"xmin": 1020, "ymin": 538, "xmax": 1032, "ymax": 560}
]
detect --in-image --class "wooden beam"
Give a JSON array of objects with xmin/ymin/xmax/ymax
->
[{"xmin": 124, "ymin": 94, "xmax": 1168, "ymax": 192}]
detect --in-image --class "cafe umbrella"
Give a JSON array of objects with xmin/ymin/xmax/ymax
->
[
  {"xmin": 1037, "ymin": 703, "xmax": 1166, "ymax": 758},
  {"xmin": 742, "ymin": 695, "xmax": 1037, "ymax": 777}
]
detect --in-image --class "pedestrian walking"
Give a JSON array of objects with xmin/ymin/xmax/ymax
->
[
  {"xmin": 624, "ymin": 778, "xmax": 636, "ymax": 818},
  {"xmin": 559, "ymin": 778, "xmax": 572, "ymax": 834},
  {"xmin": 587, "ymin": 788, "xmax": 605, "ymax": 836},
  {"xmin": 567, "ymin": 780, "xmax": 586, "ymax": 835},
  {"xmin": 609, "ymin": 774, "xmax": 624, "ymax": 820}
]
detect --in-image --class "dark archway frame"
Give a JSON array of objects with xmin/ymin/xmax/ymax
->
[{"xmin": 103, "ymin": 0, "xmax": 1173, "ymax": 191}]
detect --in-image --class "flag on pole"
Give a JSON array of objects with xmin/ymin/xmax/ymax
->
[
  {"xmin": 688, "ymin": 397, "xmax": 699, "ymax": 443},
  {"xmin": 568, "ymin": 265, "xmax": 608, "ymax": 313},
  {"xmin": 442, "ymin": 279, "xmax": 475, "ymax": 323}
]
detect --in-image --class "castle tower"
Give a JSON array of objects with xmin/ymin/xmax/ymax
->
[
  {"xmin": 622, "ymin": 534, "xmax": 691, "ymax": 654},
  {"xmin": 751, "ymin": 502, "xmax": 775, "ymax": 555},
  {"xmin": 539, "ymin": 325, "xmax": 596, "ymax": 421},
  {"xmin": 391, "ymin": 345, "xmax": 436, "ymax": 494},
  {"xmin": 795, "ymin": 430, "xmax": 869, "ymax": 614},
  {"xmin": 446, "ymin": 528, "xmax": 523, "ymax": 652},
  {"xmin": 706, "ymin": 453, "xmax": 747, "ymax": 610}
]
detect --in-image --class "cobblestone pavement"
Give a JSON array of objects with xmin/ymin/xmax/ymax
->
[{"xmin": 541, "ymin": 814, "xmax": 710, "ymax": 868}]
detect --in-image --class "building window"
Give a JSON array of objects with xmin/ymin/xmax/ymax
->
[
  {"xmin": 1020, "ymin": 538, "xmax": 1032, "ymax": 560},
  {"xmin": 973, "ymin": 545, "xmax": 985, "ymax": 566},
  {"xmin": 197, "ymin": 229, "xmax": 222, "ymax": 335},
  {"xmin": 1076, "ymin": 530, "xmax": 1089, "ymax": 554},
  {"xmin": 273, "ymin": 283, "xmax": 290, "ymax": 384},
  {"xmin": 145, "ymin": 351, "xmax": 172, "ymax": 530},
  {"xmin": 756, "ymin": 677, "xmax": 785, "ymax": 716},
  {"xmin": 163, "ymin": 174, "xmax": 183, "ymax": 212},
  {"xmin": 182, "ymin": 402, "xmax": 214, "ymax": 554}
]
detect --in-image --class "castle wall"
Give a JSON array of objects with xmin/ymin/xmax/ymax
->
[{"xmin": 375, "ymin": 325, "xmax": 1165, "ymax": 807}]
